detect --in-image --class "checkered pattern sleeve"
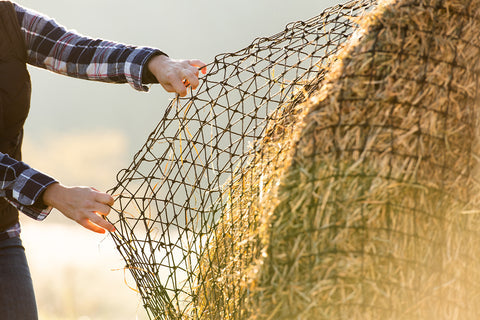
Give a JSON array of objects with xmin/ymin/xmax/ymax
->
[
  {"xmin": 0, "ymin": 153, "xmax": 57, "ymax": 221},
  {"xmin": 14, "ymin": 3, "xmax": 164, "ymax": 92}
]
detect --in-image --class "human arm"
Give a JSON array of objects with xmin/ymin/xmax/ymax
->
[
  {"xmin": 14, "ymin": 3, "xmax": 206, "ymax": 95},
  {"xmin": 147, "ymin": 55, "xmax": 206, "ymax": 97},
  {"xmin": 0, "ymin": 152, "xmax": 114, "ymax": 234},
  {"xmin": 146, "ymin": 55, "xmax": 207, "ymax": 97},
  {"xmin": 42, "ymin": 183, "xmax": 115, "ymax": 234},
  {"xmin": 14, "ymin": 3, "xmax": 163, "ymax": 91}
]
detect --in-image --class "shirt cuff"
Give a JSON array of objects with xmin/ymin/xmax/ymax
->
[
  {"xmin": 6, "ymin": 168, "xmax": 57, "ymax": 221},
  {"xmin": 125, "ymin": 47, "xmax": 167, "ymax": 92},
  {"xmin": 6, "ymin": 198, "xmax": 53, "ymax": 221}
]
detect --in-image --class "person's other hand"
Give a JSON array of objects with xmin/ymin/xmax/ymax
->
[
  {"xmin": 42, "ymin": 183, "xmax": 115, "ymax": 234},
  {"xmin": 148, "ymin": 55, "xmax": 207, "ymax": 97}
]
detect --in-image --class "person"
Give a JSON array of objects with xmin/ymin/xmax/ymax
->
[{"xmin": 0, "ymin": 1, "xmax": 206, "ymax": 318}]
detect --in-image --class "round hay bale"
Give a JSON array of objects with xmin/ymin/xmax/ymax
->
[{"xmin": 196, "ymin": 0, "xmax": 480, "ymax": 319}]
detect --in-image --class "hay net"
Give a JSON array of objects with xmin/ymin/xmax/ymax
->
[
  {"xmin": 108, "ymin": 0, "xmax": 375, "ymax": 318},
  {"xmin": 108, "ymin": 0, "xmax": 480, "ymax": 318}
]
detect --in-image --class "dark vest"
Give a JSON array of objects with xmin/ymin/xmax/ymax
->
[{"xmin": 0, "ymin": 1, "xmax": 32, "ymax": 231}]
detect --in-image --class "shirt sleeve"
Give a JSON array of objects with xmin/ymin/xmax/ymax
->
[
  {"xmin": 0, "ymin": 152, "xmax": 57, "ymax": 221},
  {"xmin": 14, "ymin": 3, "xmax": 165, "ymax": 92}
]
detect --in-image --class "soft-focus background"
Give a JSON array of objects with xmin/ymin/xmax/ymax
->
[{"xmin": 14, "ymin": 0, "xmax": 336, "ymax": 319}]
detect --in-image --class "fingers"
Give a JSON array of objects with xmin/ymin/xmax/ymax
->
[
  {"xmin": 182, "ymin": 69, "xmax": 200, "ymax": 90},
  {"xmin": 80, "ymin": 218, "xmax": 110, "ymax": 234},
  {"xmin": 189, "ymin": 59, "xmax": 207, "ymax": 74},
  {"xmin": 148, "ymin": 55, "xmax": 207, "ymax": 97},
  {"xmin": 88, "ymin": 191, "xmax": 116, "ymax": 233},
  {"xmin": 45, "ymin": 184, "xmax": 117, "ymax": 234},
  {"xmin": 74, "ymin": 188, "xmax": 116, "ymax": 233},
  {"xmin": 95, "ymin": 191, "xmax": 114, "ymax": 207},
  {"xmin": 76, "ymin": 206, "xmax": 115, "ymax": 234},
  {"xmin": 173, "ymin": 62, "xmax": 202, "ymax": 96},
  {"xmin": 87, "ymin": 211, "xmax": 116, "ymax": 234},
  {"xmin": 93, "ymin": 202, "xmax": 112, "ymax": 217},
  {"xmin": 169, "ymin": 74, "xmax": 189, "ymax": 97}
]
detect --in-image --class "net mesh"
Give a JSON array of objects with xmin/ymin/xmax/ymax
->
[
  {"xmin": 108, "ymin": 1, "xmax": 375, "ymax": 318},
  {"xmin": 108, "ymin": 0, "xmax": 480, "ymax": 318}
]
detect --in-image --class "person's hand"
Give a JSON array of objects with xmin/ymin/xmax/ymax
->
[
  {"xmin": 148, "ymin": 55, "xmax": 207, "ymax": 97},
  {"xmin": 42, "ymin": 183, "xmax": 115, "ymax": 234}
]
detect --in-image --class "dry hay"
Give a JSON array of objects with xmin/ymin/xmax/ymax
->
[{"xmin": 196, "ymin": 0, "xmax": 480, "ymax": 319}]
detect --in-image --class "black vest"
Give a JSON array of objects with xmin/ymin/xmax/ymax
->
[{"xmin": 0, "ymin": 1, "xmax": 32, "ymax": 231}]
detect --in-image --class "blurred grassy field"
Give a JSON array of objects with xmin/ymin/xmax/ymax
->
[
  {"xmin": 21, "ymin": 131, "xmax": 148, "ymax": 319},
  {"xmin": 20, "ymin": 221, "xmax": 148, "ymax": 320}
]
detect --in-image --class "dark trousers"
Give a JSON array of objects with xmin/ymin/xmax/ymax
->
[{"xmin": 0, "ymin": 236, "xmax": 38, "ymax": 319}]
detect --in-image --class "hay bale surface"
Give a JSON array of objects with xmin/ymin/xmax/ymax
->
[{"xmin": 196, "ymin": 0, "xmax": 480, "ymax": 318}]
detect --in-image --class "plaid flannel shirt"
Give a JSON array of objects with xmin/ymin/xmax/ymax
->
[
  {"xmin": 0, "ymin": 153, "xmax": 57, "ymax": 240},
  {"xmin": 15, "ymin": 3, "xmax": 163, "ymax": 91},
  {"xmin": 1, "ymin": 3, "xmax": 164, "ymax": 238}
]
